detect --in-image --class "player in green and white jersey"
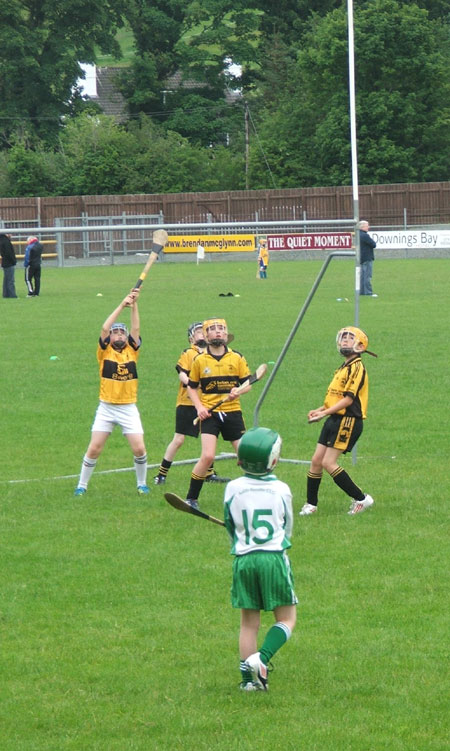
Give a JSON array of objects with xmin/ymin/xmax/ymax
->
[{"xmin": 224, "ymin": 427, "xmax": 297, "ymax": 692}]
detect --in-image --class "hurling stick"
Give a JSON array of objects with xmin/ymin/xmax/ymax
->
[
  {"xmin": 134, "ymin": 229, "xmax": 168, "ymax": 288},
  {"xmin": 193, "ymin": 363, "xmax": 268, "ymax": 425},
  {"xmin": 164, "ymin": 492, "xmax": 225, "ymax": 527}
]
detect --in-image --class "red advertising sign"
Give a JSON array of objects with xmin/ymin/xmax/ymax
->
[{"xmin": 267, "ymin": 233, "xmax": 353, "ymax": 251}]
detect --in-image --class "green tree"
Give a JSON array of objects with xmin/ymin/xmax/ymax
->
[
  {"xmin": 59, "ymin": 114, "xmax": 136, "ymax": 195},
  {"xmin": 0, "ymin": 0, "xmax": 125, "ymax": 146},
  {"xmin": 123, "ymin": 116, "xmax": 244, "ymax": 192},
  {"xmin": 250, "ymin": 0, "xmax": 450, "ymax": 186},
  {"xmin": 118, "ymin": 0, "xmax": 185, "ymax": 118},
  {"xmin": 4, "ymin": 142, "xmax": 65, "ymax": 197}
]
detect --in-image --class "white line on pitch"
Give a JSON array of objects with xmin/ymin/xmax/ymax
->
[{"xmin": 4, "ymin": 453, "xmax": 312, "ymax": 485}]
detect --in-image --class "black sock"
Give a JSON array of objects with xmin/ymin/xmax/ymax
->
[
  {"xmin": 158, "ymin": 458, "xmax": 172, "ymax": 478},
  {"xmin": 307, "ymin": 472, "xmax": 322, "ymax": 506},
  {"xmin": 331, "ymin": 467, "xmax": 364, "ymax": 500},
  {"xmin": 187, "ymin": 473, "xmax": 206, "ymax": 501}
]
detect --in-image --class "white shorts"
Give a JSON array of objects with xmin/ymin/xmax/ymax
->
[{"xmin": 91, "ymin": 401, "xmax": 144, "ymax": 435}]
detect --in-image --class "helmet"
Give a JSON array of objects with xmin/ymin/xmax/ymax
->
[
  {"xmin": 110, "ymin": 322, "xmax": 129, "ymax": 351},
  {"xmin": 203, "ymin": 317, "xmax": 228, "ymax": 345},
  {"xmin": 187, "ymin": 321, "xmax": 203, "ymax": 341},
  {"xmin": 238, "ymin": 427, "xmax": 282, "ymax": 477},
  {"xmin": 110, "ymin": 322, "xmax": 129, "ymax": 336},
  {"xmin": 336, "ymin": 326, "xmax": 368, "ymax": 356}
]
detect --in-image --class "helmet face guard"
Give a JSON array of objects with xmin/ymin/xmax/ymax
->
[
  {"xmin": 203, "ymin": 318, "xmax": 228, "ymax": 346},
  {"xmin": 110, "ymin": 322, "xmax": 129, "ymax": 350},
  {"xmin": 336, "ymin": 326, "xmax": 369, "ymax": 356},
  {"xmin": 188, "ymin": 321, "xmax": 203, "ymax": 341},
  {"xmin": 238, "ymin": 427, "xmax": 282, "ymax": 477}
]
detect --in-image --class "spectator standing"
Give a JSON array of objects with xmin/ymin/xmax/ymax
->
[
  {"xmin": 0, "ymin": 233, "xmax": 18, "ymax": 298},
  {"xmin": 257, "ymin": 239, "xmax": 269, "ymax": 279},
  {"xmin": 359, "ymin": 221, "xmax": 377, "ymax": 297},
  {"xmin": 24, "ymin": 236, "xmax": 44, "ymax": 297}
]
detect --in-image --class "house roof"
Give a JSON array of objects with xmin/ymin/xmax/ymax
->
[
  {"xmin": 94, "ymin": 67, "xmax": 128, "ymax": 122},
  {"xmin": 87, "ymin": 65, "xmax": 240, "ymax": 121},
  {"xmin": 164, "ymin": 71, "xmax": 241, "ymax": 104}
]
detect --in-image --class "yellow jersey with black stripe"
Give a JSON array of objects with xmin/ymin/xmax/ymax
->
[
  {"xmin": 324, "ymin": 356, "xmax": 368, "ymax": 418},
  {"xmin": 258, "ymin": 246, "xmax": 269, "ymax": 266},
  {"xmin": 176, "ymin": 345, "xmax": 202, "ymax": 407},
  {"xmin": 189, "ymin": 347, "xmax": 251, "ymax": 412},
  {"xmin": 97, "ymin": 336, "xmax": 140, "ymax": 404}
]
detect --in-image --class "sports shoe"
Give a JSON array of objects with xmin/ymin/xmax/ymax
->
[
  {"xmin": 239, "ymin": 681, "xmax": 262, "ymax": 692},
  {"xmin": 137, "ymin": 485, "xmax": 150, "ymax": 495},
  {"xmin": 204, "ymin": 472, "xmax": 231, "ymax": 483},
  {"xmin": 299, "ymin": 503, "xmax": 318, "ymax": 516},
  {"xmin": 348, "ymin": 494, "xmax": 374, "ymax": 515},
  {"xmin": 371, "ymin": 294, "xmax": 378, "ymax": 298},
  {"xmin": 186, "ymin": 498, "xmax": 200, "ymax": 510},
  {"xmin": 153, "ymin": 475, "xmax": 166, "ymax": 485},
  {"xmin": 244, "ymin": 652, "xmax": 268, "ymax": 691},
  {"xmin": 74, "ymin": 487, "xmax": 86, "ymax": 496}
]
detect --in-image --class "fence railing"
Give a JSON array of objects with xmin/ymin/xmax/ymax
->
[{"xmin": 2, "ymin": 218, "xmax": 356, "ymax": 266}]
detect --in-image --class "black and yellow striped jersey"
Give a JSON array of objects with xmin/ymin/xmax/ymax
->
[
  {"xmin": 258, "ymin": 246, "xmax": 269, "ymax": 266},
  {"xmin": 324, "ymin": 356, "xmax": 368, "ymax": 418},
  {"xmin": 97, "ymin": 336, "xmax": 140, "ymax": 404},
  {"xmin": 189, "ymin": 347, "xmax": 251, "ymax": 412},
  {"xmin": 176, "ymin": 345, "xmax": 202, "ymax": 407}
]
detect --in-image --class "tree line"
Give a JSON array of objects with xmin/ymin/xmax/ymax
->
[{"xmin": 0, "ymin": 0, "xmax": 449, "ymax": 197}]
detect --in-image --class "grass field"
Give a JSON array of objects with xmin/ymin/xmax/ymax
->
[
  {"xmin": 1, "ymin": 258, "xmax": 448, "ymax": 750},
  {"xmin": 96, "ymin": 27, "xmax": 135, "ymax": 68}
]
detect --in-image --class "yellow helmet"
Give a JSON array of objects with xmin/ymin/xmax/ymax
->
[
  {"xmin": 203, "ymin": 318, "xmax": 228, "ymax": 344},
  {"xmin": 336, "ymin": 326, "xmax": 369, "ymax": 356}
]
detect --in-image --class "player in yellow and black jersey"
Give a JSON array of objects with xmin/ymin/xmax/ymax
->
[
  {"xmin": 181, "ymin": 318, "xmax": 251, "ymax": 510},
  {"xmin": 300, "ymin": 326, "xmax": 377, "ymax": 517},
  {"xmin": 153, "ymin": 322, "xmax": 229, "ymax": 486},
  {"xmin": 257, "ymin": 238, "xmax": 269, "ymax": 279},
  {"xmin": 74, "ymin": 288, "xmax": 149, "ymax": 497}
]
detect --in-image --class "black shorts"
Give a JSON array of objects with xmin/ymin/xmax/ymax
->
[
  {"xmin": 317, "ymin": 414, "xmax": 363, "ymax": 453},
  {"xmin": 175, "ymin": 405, "xmax": 200, "ymax": 438},
  {"xmin": 200, "ymin": 411, "xmax": 246, "ymax": 442}
]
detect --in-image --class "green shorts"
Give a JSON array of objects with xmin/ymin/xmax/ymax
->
[{"xmin": 231, "ymin": 551, "xmax": 298, "ymax": 611}]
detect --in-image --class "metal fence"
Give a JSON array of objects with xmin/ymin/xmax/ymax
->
[
  {"xmin": 54, "ymin": 214, "xmax": 163, "ymax": 260},
  {"xmin": 3, "ymin": 218, "xmax": 359, "ymax": 267}
]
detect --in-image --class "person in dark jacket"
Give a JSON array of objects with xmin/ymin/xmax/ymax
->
[
  {"xmin": 24, "ymin": 236, "xmax": 44, "ymax": 297},
  {"xmin": 0, "ymin": 233, "xmax": 18, "ymax": 298},
  {"xmin": 359, "ymin": 220, "xmax": 377, "ymax": 297}
]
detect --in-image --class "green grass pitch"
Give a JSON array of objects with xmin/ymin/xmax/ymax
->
[{"xmin": 0, "ymin": 258, "xmax": 448, "ymax": 750}]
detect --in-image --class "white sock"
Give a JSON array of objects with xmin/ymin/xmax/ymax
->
[
  {"xmin": 134, "ymin": 454, "xmax": 148, "ymax": 486},
  {"xmin": 78, "ymin": 455, "xmax": 97, "ymax": 489}
]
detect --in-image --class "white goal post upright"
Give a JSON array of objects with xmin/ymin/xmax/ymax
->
[
  {"xmin": 347, "ymin": 0, "xmax": 360, "ymax": 328},
  {"xmin": 347, "ymin": 0, "xmax": 361, "ymax": 464}
]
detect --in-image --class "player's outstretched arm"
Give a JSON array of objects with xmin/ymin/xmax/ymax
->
[
  {"xmin": 129, "ymin": 290, "xmax": 141, "ymax": 344},
  {"xmin": 100, "ymin": 289, "xmax": 139, "ymax": 341}
]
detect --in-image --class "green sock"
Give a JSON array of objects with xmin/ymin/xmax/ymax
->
[{"xmin": 260, "ymin": 623, "xmax": 291, "ymax": 665}]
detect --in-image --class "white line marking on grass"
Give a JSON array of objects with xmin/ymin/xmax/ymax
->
[{"xmin": 4, "ymin": 453, "xmax": 312, "ymax": 485}]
